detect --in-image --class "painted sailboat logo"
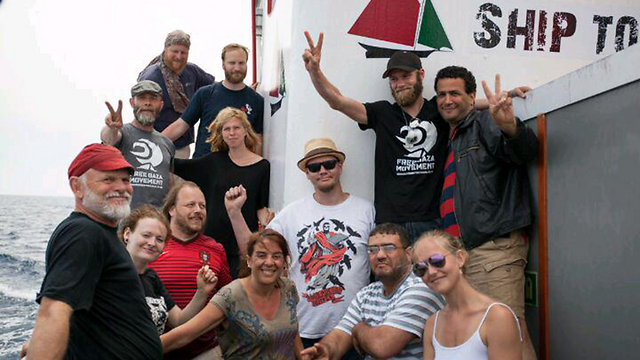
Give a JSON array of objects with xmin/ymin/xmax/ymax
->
[{"xmin": 348, "ymin": 0, "xmax": 453, "ymax": 58}]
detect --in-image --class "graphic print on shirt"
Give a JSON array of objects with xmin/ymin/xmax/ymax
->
[
  {"xmin": 131, "ymin": 139, "xmax": 164, "ymax": 171},
  {"xmin": 130, "ymin": 139, "xmax": 166, "ymax": 189},
  {"xmin": 145, "ymin": 296, "xmax": 169, "ymax": 333},
  {"xmin": 242, "ymin": 103, "xmax": 253, "ymax": 115},
  {"xmin": 395, "ymin": 117, "xmax": 438, "ymax": 176},
  {"xmin": 297, "ymin": 218, "xmax": 362, "ymax": 307}
]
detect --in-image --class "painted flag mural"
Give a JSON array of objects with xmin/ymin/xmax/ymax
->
[{"xmin": 348, "ymin": 0, "xmax": 453, "ymax": 58}]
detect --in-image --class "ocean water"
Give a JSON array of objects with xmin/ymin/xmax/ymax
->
[{"xmin": 0, "ymin": 195, "xmax": 74, "ymax": 360}]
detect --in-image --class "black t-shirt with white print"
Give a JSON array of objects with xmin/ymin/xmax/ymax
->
[{"xmin": 360, "ymin": 97, "xmax": 449, "ymax": 223}]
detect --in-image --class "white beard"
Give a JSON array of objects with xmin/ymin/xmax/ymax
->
[{"xmin": 82, "ymin": 186, "xmax": 131, "ymax": 222}]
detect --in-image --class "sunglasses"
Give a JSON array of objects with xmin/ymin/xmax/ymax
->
[
  {"xmin": 307, "ymin": 159, "xmax": 338, "ymax": 173},
  {"xmin": 412, "ymin": 254, "xmax": 447, "ymax": 277}
]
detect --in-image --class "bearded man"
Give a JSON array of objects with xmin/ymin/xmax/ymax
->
[
  {"xmin": 162, "ymin": 43, "xmax": 265, "ymax": 158},
  {"xmin": 302, "ymin": 32, "xmax": 529, "ymax": 242},
  {"xmin": 149, "ymin": 181, "xmax": 232, "ymax": 360},
  {"xmin": 25, "ymin": 144, "xmax": 162, "ymax": 360},
  {"xmin": 138, "ymin": 30, "xmax": 215, "ymax": 159},
  {"xmin": 101, "ymin": 80, "xmax": 175, "ymax": 209}
]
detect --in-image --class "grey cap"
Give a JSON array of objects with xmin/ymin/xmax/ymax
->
[{"xmin": 131, "ymin": 80, "xmax": 162, "ymax": 97}]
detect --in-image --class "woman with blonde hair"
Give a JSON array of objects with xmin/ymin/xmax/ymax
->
[
  {"xmin": 173, "ymin": 107, "xmax": 270, "ymax": 278},
  {"xmin": 161, "ymin": 229, "xmax": 303, "ymax": 359},
  {"xmin": 412, "ymin": 230, "xmax": 523, "ymax": 360}
]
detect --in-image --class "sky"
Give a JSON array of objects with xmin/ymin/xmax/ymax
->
[{"xmin": 0, "ymin": 0, "xmax": 253, "ymax": 197}]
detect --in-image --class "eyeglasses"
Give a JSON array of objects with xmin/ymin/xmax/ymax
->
[
  {"xmin": 412, "ymin": 254, "xmax": 448, "ymax": 277},
  {"xmin": 367, "ymin": 244, "xmax": 403, "ymax": 254},
  {"xmin": 307, "ymin": 159, "xmax": 338, "ymax": 173}
]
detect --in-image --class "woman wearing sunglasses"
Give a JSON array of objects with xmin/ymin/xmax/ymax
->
[
  {"xmin": 173, "ymin": 107, "xmax": 271, "ymax": 278},
  {"xmin": 412, "ymin": 230, "xmax": 523, "ymax": 360}
]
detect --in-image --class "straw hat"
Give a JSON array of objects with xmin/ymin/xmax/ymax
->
[{"xmin": 297, "ymin": 138, "xmax": 346, "ymax": 172}]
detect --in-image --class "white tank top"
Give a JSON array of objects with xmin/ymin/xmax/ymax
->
[{"xmin": 432, "ymin": 302, "xmax": 522, "ymax": 360}]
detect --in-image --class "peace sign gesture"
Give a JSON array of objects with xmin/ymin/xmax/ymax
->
[
  {"xmin": 482, "ymin": 75, "xmax": 517, "ymax": 137},
  {"xmin": 104, "ymin": 100, "xmax": 123, "ymax": 130},
  {"xmin": 302, "ymin": 31, "xmax": 324, "ymax": 73}
]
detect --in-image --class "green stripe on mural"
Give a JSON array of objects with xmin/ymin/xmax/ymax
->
[{"xmin": 418, "ymin": 0, "xmax": 453, "ymax": 50}]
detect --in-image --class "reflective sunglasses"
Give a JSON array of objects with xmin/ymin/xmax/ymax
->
[
  {"xmin": 307, "ymin": 159, "xmax": 338, "ymax": 173},
  {"xmin": 412, "ymin": 254, "xmax": 448, "ymax": 277},
  {"xmin": 367, "ymin": 244, "xmax": 403, "ymax": 254}
]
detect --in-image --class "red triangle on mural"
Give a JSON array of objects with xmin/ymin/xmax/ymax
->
[{"xmin": 348, "ymin": 0, "xmax": 420, "ymax": 47}]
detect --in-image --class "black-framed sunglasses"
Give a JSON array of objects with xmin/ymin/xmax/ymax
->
[
  {"xmin": 367, "ymin": 244, "xmax": 404, "ymax": 254},
  {"xmin": 307, "ymin": 159, "xmax": 338, "ymax": 173},
  {"xmin": 412, "ymin": 254, "xmax": 448, "ymax": 277}
]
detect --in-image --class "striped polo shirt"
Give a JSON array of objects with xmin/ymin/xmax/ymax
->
[{"xmin": 336, "ymin": 272, "xmax": 445, "ymax": 359}]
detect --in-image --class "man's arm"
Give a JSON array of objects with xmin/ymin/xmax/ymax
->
[
  {"xmin": 26, "ymin": 297, "xmax": 73, "ymax": 360},
  {"xmin": 302, "ymin": 31, "xmax": 367, "ymax": 124},
  {"xmin": 168, "ymin": 265, "xmax": 218, "ymax": 326},
  {"xmin": 161, "ymin": 118, "xmax": 191, "ymax": 141},
  {"xmin": 351, "ymin": 323, "xmax": 417, "ymax": 359},
  {"xmin": 224, "ymin": 185, "xmax": 253, "ymax": 257},
  {"xmin": 481, "ymin": 75, "xmax": 538, "ymax": 163},
  {"xmin": 101, "ymin": 101, "xmax": 123, "ymax": 145},
  {"xmin": 475, "ymin": 78, "xmax": 531, "ymax": 111}
]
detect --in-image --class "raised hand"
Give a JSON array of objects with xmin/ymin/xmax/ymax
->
[
  {"xmin": 482, "ymin": 74, "xmax": 517, "ymax": 137},
  {"xmin": 257, "ymin": 207, "xmax": 275, "ymax": 230},
  {"xmin": 104, "ymin": 100, "xmax": 123, "ymax": 129},
  {"xmin": 196, "ymin": 265, "xmax": 218, "ymax": 294},
  {"xmin": 224, "ymin": 185, "xmax": 247, "ymax": 213},
  {"xmin": 302, "ymin": 31, "xmax": 324, "ymax": 73}
]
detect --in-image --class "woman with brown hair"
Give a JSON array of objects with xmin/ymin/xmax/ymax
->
[
  {"xmin": 120, "ymin": 205, "xmax": 218, "ymax": 334},
  {"xmin": 161, "ymin": 229, "xmax": 302, "ymax": 359},
  {"xmin": 173, "ymin": 107, "xmax": 270, "ymax": 278},
  {"xmin": 412, "ymin": 230, "xmax": 523, "ymax": 360}
]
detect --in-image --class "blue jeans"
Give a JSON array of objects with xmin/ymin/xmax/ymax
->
[{"xmin": 399, "ymin": 219, "xmax": 442, "ymax": 244}]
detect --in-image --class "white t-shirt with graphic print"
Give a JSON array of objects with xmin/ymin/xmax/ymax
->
[{"xmin": 268, "ymin": 193, "xmax": 375, "ymax": 338}]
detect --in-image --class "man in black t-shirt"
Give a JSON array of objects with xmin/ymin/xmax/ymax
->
[
  {"xmin": 302, "ymin": 32, "xmax": 447, "ymax": 242},
  {"xmin": 162, "ymin": 43, "xmax": 265, "ymax": 158},
  {"xmin": 302, "ymin": 31, "xmax": 528, "ymax": 242},
  {"xmin": 24, "ymin": 144, "xmax": 162, "ymax": 360}
]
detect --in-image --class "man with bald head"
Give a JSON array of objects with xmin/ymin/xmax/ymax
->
[
  {"xmin": 25, "ymin": 144, "xmax": 162, "ymax": 360},
  {"xmin": 138, "ymin": 30, "xmax": 215, "ymax": 159}
]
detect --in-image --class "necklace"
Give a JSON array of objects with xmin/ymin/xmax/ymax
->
[{"xmin": 400, "ymin": 108, "xmax": 422, "ymax": 149}]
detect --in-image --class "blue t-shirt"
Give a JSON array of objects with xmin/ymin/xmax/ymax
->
[
  {"xmin": 138, "ymin": 63, "xmax": 214, "ymax": 149},
  {"xmin": 181, "ymin": 82, "xmax": 264, "ymax": 158}
]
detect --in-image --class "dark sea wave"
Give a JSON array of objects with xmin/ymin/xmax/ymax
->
[{"xmin": 0, "ymin": 195, "xmax": 73, "ymax": 360}]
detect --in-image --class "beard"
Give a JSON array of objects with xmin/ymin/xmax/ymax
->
[
  {"xmin": 133, "ymin": 106, "xmax": 159, "ymax": 126},
  {"xmin": 391, "ymin": 75, "xmax": 423, "ymax": 107},
  {"xmin": 174, "ymin": 212, "xmax": 204, "ymax": 236},
  {"xmin": 224, "ymin": 68, "xmax": 247, "ymax": 84},
  {"xmin": 373, "ymin": 260, "xmax": 409, "ymax": 284},
  {"xmin": 82, "ymin": 185, "xmax": 131, "ymax": 222}
]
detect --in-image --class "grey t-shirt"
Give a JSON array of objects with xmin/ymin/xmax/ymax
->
[{"xmin": 115, "ymin": 123, "xmax": 175, "ymax": 209}]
